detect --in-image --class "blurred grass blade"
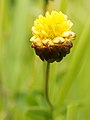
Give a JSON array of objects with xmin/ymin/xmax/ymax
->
[
  {"xmin": 66, "ymin": 104, "xmax": 78, "ymax": 120},
  {"xmin": 55, "ymin": 16, "xmax": 90, "ymax": 109},
  {"xmin": 0, "ymin": 0, "xmax": 6, "ymax": 109},
  {"xmin": 6, "ymin": 0, "xmax": 29, "ymax": 91},
  {"xmin": 0, "ymin": 0, "xmax": 5, "ymax": 40},
  {"xmin": 27, "ymin": 107, "xmax": 52, "ymax": 120}
]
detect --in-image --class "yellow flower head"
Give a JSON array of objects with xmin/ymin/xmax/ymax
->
[{"xmin": 30, "ymin": 11, "xmax": 76, "ymax": 63}]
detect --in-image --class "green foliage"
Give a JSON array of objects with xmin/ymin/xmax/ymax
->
[{"xmin": 0, "ymin": 0, "xmax": 90, "ymax": 120}]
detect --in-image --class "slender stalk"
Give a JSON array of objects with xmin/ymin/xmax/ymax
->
[
  {"xmin": 43, "ymin": 0, "xmax": 49, "ymax": 14},
  {"xmin": 45, "ymin": 62, "xmax": 53, "ymax": 110}
]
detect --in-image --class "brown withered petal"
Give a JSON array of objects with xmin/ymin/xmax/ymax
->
[{"xmin": 32, "ymin": 41, "xmax": 73, "ymax": 63}]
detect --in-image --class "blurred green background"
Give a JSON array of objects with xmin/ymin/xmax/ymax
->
[{"xmin": 0, "ymin": 0, "xmax": 90, "ymax": 120}]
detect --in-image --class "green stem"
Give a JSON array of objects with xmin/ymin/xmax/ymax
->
[
  {"xmin": 45, "ymin": 62, "xmax": 53, "ymax": 110},
  {"xmin": 43, "ymin": 0, "xmax": 49, "ymax": 14}
]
